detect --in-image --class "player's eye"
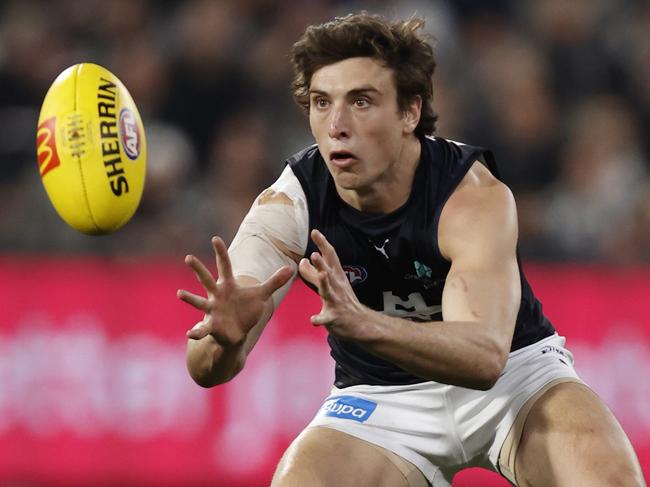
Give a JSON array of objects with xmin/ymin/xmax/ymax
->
[
  {"xmin": 354, "ymin": 97, "xmax": 370, "ymax": 108},
  {"xmin": 312, "ymin": 97, "xmax": 329, "ymax": 109},
  {"xmin": 354, "ymin": 96, "xmax": 370, "ymax": 108}
]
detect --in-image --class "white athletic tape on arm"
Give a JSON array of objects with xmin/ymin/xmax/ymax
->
[{"xmin": 229, "ymin": 166, "xmax": 309, "ymax": 309}]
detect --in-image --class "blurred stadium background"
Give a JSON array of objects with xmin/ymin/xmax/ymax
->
[{"xmin": 1, "ymin": 0, "xmax": 649, "ymax": 485}]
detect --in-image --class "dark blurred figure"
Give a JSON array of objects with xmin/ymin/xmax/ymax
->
[
  {"xmin": 542, "ymin": 95, "xmax": 646, "ymax": 261},
  {"xmin": 162, "ymin": 0, "xmax": 254, "ymax": 168}
]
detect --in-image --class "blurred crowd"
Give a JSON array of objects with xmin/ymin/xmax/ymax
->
[{"xmin": 1, "ymin": 0, "xmax": 649, "ymax": 263}]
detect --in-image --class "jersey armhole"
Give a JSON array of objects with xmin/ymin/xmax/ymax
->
[{"xmin": 431, "ymin": 149, "xmax": 494, "ymax": 263}]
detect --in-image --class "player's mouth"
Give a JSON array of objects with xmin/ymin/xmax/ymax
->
[{"xmin": 329, "ymin": 150, "xmax": 358, "ymax": 168}]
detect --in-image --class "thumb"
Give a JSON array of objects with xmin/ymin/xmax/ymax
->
[
  {"xmin": 187, "ymin": 320, "xmax": 211, "ymax": 340},
  {"xmin": 310, "ymin": 305, "xmax": 331, "ymax": 326},
  {"xmin": 298, "ymin": 258, "xmax": 319, "ymax": 287},
  {"xmin": 310, "ymin": 314, "xmax": 328, "ymax": 326}
]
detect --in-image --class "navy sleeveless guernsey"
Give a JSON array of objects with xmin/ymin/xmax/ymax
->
[{"xmin": 288, "ymin": 136, "xmax": 555, "ymax": 388}]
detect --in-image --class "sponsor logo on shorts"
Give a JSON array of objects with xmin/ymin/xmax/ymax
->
[
  {"xmin": 119, "ymin": 108, "xmax": 140, "ymax": 160},
  {"xmin": 321, "ymin": 395, "xmax": 377, "ymax": 423},
  {"xmin": 343, "ymin": 266, "xmax": 367, "ymax": 286}
]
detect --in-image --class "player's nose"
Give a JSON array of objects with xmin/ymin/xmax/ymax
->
[{"xmin": 328, "ymin": 104, "xmax": 350, "ymax": 139}]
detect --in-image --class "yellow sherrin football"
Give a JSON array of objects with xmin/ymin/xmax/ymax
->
[{"xmin": 36, "ymin": 63, "xmax": 146, "ymax": 235}]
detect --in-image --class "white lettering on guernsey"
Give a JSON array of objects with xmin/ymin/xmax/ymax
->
[{"xmin": 382, "ymin": 291, "xmax": 442, "ymax": 320}]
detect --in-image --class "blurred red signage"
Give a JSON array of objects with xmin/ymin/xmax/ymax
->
[{"xmin": 0, "ymin": 258, "xmax": 648, "ymax": 486}]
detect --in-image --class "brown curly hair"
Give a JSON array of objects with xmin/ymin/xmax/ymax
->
[{"xmin": 290, "ymin": 12, "xmax": 438, "ymax": 137}]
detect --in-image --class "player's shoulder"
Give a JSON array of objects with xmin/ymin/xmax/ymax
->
[
  {"xmin": 445, "ymin": 160, "xmax": 515, "ymax": 219},
  {"xmin": 439, "ymin": 161, "xmax": 518, "ymax": 249},
  {"xmin": 439, "ymin": 161, "xmax": 518, "ymax": 260},
  {"xmin": 259, "ymin": 164, "xmax": 306, "ymax": 206},
  {"xmin": 423, "ymin": 135, "xmax": 485, "ymax": 164},
  {"xmin": 458, "ymin": 160, "xmax": 508, "ymax": 194}
]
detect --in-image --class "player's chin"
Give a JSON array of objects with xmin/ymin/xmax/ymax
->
[{"xmin": 331, "ymin": 170, "xmax": 363, "ymax": 190}]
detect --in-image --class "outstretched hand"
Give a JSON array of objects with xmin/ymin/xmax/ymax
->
[
  {"xmin": 177, "ymin": 236, "xmax": 293, "ymax": 345},
  {"xmin": 298, "ymin": 229, "xmax": 366, "ymax": 339}
]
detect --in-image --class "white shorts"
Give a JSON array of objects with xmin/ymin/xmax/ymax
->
[{"xmin": 307, "ymin": 334, "xmax": 582, "ymax": 486}]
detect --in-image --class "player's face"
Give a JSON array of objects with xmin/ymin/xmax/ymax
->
[{"xmin": 309, "ymin": 57, "xmax": 418, "ymax": 193}]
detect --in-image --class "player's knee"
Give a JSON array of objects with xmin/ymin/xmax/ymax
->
[
  {"xmin": 598, "ymin": 462, "xmax": 645, "ymax": 487},
  {"xmin": 271, "ymin": 453, "xmax": 290, "ymax": 484},
  {"xmin": 272, "ymin": 445, "xmax": 308, "ymax": 486},
  {"xmin": 271, "ymin": 430, "xmax": 334, "ymax": 487},
  {"xmin": 621, "ymin": 469, "xmax": 646, "ymax": 487},
  {"xmin": 596, "ymin": 439, "xmax": 646, "ymax": 487},
  {"xmin": 271, "ymin": 455, "xmax": 324, "ymax": 487}
]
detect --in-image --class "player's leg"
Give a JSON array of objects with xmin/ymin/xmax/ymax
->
[
  {"xmin": 514, "ymin": 382, "xmax": 645, "ymax": 486},
  {"xmin": 271, "ymin": 426, "xmax": 429, "ymax": 487}
]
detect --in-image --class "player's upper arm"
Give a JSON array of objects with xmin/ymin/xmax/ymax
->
[
  {"xmin": 438, "ymin": 161, "xmax": 520, "ymax": 353},
  {"xmin": 228, "ymin": 165, "xmax": 309, "ymax": 309}
]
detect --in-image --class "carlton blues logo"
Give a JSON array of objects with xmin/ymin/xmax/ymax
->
[
  {"xmin": 118, "ymin": 108, "xmax": 140, "ymax": 160},
  {"xmin": 343, "ymin": 265, "xmax": 367, "ymax": 286}
]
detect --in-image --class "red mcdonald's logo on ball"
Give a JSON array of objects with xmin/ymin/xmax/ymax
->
[{"xmin": 36, "ymin": 117, "xmax": 61, "ymax": 178}]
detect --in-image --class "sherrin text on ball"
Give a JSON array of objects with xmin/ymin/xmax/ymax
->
[{"xmin": 36, "ymin": 63, "xmax": 146, "ymax": 234}]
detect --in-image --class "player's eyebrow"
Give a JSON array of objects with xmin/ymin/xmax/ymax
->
[
  {"xmin": 347, "ymin": 86, "xmax": 381, "ymax": 97},
  {"xmin": 309, "ymin": 85, "xmax": 382, "ymax": 97}
]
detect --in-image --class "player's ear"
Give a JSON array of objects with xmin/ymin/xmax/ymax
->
[{"xmin": 402, "ymin": 95, "xmax": 422, "ymax": 134}]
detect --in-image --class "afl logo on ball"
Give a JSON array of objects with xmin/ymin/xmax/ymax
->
[{"xmin": 119, "ymin": 108, "xmax": 140, "ymax": 160}]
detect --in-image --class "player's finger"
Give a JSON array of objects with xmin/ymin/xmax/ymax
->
[
  {"xmin": 298, "ymin": 257, "xmax": 319, "ymax": 286},
  {"xmin": 212, "ymin": 236, "xmax": 234, "ymax": 281},
  {"xmin": 317, "ymin": 269, "xmax": 332, "ymax": 299},
  {"xmin": 185, "ymin": 255, "xmax": 218, "ymax": 292},
  {"xmin": 176, "ymin": 289, "xmax": 209, "ymax": 311},
  {"xmin": 311, "ymin": 251, "xmax": 330, "ymax": 273},
  {"xmin": 311, "ymin": 229, "xmax": 341, "ymax": 266},
  {"xmin": 260, "ymin": 265, "xmax": 294, "ymax": 298}
]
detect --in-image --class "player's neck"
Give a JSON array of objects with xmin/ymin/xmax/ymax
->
[{"xmin": 338, "ymin": 136, "xmax": 421, "ymax": 215}]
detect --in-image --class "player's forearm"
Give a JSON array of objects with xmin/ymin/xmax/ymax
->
[
  {"xmin": 186, "ymin": 336, "xmax": 246, "ymax": 387},
  {"xmin": 355, "ymin": 308, "xmax": 509, "ymax": 389},
  {"xmin": 185, "ymin": 297, "xmax": 275, "ymax": 387}
]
